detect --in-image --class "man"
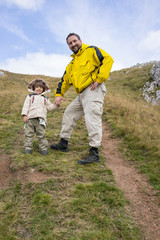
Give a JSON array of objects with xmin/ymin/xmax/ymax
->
[{"xmin": 50, "ymin": 33, "xmax": 113, "ymax": 165}]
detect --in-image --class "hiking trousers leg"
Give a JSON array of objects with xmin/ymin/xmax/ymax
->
[
  {"xmin": 35, "ymin": 121, "xmax": 48, "ymax": 151},
  {"xmin": 24, "ymin": 119, "xmax": 35, "ymax": 150},
  {"xmin": 81, "ymin": 83, "xmax": 106, "ymax": 148},
  {"xmin": 60, "ymin": 83, "xmax": 106, "ymax": 147},
  {"xmin": 24, "ymin": 118, "xmax": 48, "ymax": 151},
  {"xmin": 60, "ymin": 96, "xmax": 84, "ymax": 140}
]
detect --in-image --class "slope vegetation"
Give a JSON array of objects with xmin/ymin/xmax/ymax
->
[{"xmin": 0, "ymin": 65, "xmax": 160, "ymax": 239}]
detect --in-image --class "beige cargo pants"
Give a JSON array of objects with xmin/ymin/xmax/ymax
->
[
  {"xmin": 60, "ymin": 82, "xmax": 106, "ymax": 148},
  {"xmin": 24, "ymin": 118, "xmax": 48, "ymax": 151}
]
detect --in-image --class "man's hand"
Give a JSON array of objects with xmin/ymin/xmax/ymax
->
[
  {"xmin": 54, "ymin": 96, "xmax": 65, "ymax": 107},
  {"xmin": 90, "ymin": 81, "xmax": 99, "ymax": 90},
  {"xmin": 22, "ymin": 115, "xmax": 28, "ymax": 123}
]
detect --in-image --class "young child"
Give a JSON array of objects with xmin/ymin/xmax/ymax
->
[{"xmin": 21, "ymin": 78, "xmax": 56, "ymax": 155}]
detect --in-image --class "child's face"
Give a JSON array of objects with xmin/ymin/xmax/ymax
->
[{"xmin": 35, "ymin": 86, "xmax": 43, "ymax": 95}]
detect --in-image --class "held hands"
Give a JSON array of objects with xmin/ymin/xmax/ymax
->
[
  {"xmin": 54, "ymin": 83, "xmax": 98, "ymax": 107},
  {"xmin": 90, "ymin": 81, "xmax": 99, "ymax": 90},
  {"xmin": 54, "ymin": 96, "xmax": 65, "ymax": 107}
]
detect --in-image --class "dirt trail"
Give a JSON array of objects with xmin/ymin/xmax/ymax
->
[
  {"xmin": 0, "ymin": 123, "xmax": 160, "ymax": 239},
  {"xmin": 102, "ymin": 122, "xmax": 160, "ymax": 240},
  {"xmin": 0, "ymin": 155, "xmax": 51, "ymax": 189}
]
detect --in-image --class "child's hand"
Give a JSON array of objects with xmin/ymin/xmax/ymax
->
[
  {"xmin": 54, "ymin": 96, "xmax": 65, "ymax": 107},
  {"xmin": 23, "ymin": 115, "xmax": 28, "ymax": 123}
]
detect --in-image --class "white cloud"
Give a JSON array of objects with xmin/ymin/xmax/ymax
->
[
  {"xmin": 111, "ymin": 62, "xmax": 125, "ymax": 72},
  {"xmin": 138, "ymin": 30, "xmax": 160, "ymax": 51},
  {"xmin": 0, "ymin": 51, "xmax": 124, "ymax": 77},
  {"xmin": 0, "ymin": 21, "xmax": 31, "ymax": 42},
  {"xmin": 13, "ymin": 45, "xmax": 24, "ymax": 50},
  {"xmin": 1, "ymin": 0, "xmax": 160, "ymax": 75},
  {"xmin": 0, "ymin": 52, "xmax": 71, "ymax": 77},
  {"xmin": 46, "ymin": 0, "xmax": 112, "ymax": 48},
  {"xmin": 0, "ymin": 13, "xmax": 31, "ymax": 42},
  {"xmin": 0, "ymin": 0, "xmax": 46, "ymax": 10}
]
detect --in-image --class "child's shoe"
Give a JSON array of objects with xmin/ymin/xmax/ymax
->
[
  {"xmin": 41, "ymin": 150, "xmax": 48, "ymax": 155},
  {"xmin": 24, "ymin": 149, "xmax": 32, "ymax": 154}
]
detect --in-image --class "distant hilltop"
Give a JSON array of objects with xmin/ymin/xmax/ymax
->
[
  {"xmin": 132, "ymin": 61, "xmax": 158, "ymax": 69},
  {"xmin": 1, "ymin": 60, "xmax": 160, "ymax": 105}
]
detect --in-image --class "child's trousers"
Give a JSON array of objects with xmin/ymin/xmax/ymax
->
[{"xmin": 24, "ymin": 118, "xmax": 48, "ymax": 151}]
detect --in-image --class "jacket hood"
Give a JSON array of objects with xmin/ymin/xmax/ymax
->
[{"xmin": 27, "ymin": 78, "xmax": 50, "ymax": 95}]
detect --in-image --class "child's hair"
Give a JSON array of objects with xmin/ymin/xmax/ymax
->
[
  {"xmin": 28, "ymin": 78, "xmax": 50, "ymax": 93},
  {"xmin": 33, "ymin": 79, "xmax": 45, "ymax": 92}
]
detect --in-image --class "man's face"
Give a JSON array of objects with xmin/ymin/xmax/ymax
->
[{"xmin": 67, "ymin": 35, "xmax": 82, "ymax": 53}]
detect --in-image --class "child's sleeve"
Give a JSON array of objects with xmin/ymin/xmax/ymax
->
[
  {"xmin": 46, "ymin": 99, "xmax": 57, "ymax": 111},
  {"xmin": 21, "ymin": 95, "xmax": 31, "ymax": 116}
]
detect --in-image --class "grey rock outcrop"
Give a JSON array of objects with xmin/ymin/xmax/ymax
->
[
  {"xmin": 0, "ymin": 71, "xmax": 4, "ymax": 76},
  {"xmin": 142, "ymin": 62, "xmax": 160, "ymax": 105},
  {"xmin": 150, "ymin": 62, "xmax": 160, "ymax": 86}
]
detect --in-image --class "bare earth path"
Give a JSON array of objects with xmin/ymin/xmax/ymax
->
[
  {"xmin": 102, "ymin": 122, "xmax": 160, "ymax": 240},
  {"xmin": 0, "ymin": 123, "xmax": 160, "ymax": 239}
]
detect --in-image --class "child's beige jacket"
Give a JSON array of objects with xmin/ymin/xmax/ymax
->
[{"xmin": 21, "ymin": 79, "xmax": 56, "ymax": 123}]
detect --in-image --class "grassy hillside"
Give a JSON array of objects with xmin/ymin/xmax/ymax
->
[
  {"xmin": 105, "ymin": 63, "xmax": 160, "ymax": 192},
  {"xmin": 0, "ymin": 64, "xmax": 159, "ymax": 240}
]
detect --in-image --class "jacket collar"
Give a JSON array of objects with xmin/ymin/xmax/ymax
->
[{"xmin": 70, "ymin": 43, "xmax": 89, "ymax": 58}]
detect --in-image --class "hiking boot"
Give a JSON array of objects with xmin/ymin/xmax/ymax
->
[
  {"xmin": 50, "ymin": 138, "xmax": 69, "ymax": 152},
  {"xmin": 78, "ymin": 148, "xmax": 100, "ymax": 165},
  {"xmin": 24, "ymin": 149, "xmax": 32, "ymax": 154},
  {"xmin": 40, "ymin": 150, "xmax": 48, "ymax": 155}
]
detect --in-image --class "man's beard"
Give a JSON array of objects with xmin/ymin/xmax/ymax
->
[{"xmin": 72, "ymin": 46, "xmax": 81, "ymax": 54}]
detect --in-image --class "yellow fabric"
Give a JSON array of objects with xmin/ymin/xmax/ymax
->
[{"xmin": 55, "ymin": 43, "xmax": 114, "ymax": 97}]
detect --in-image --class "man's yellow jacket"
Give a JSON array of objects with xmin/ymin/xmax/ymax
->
[{"xmin": 55, "ymin": 43, "xmax": 114, "ymax": 97}]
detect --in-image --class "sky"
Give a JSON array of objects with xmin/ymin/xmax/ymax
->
[{"xmin": 0, "ymin": 0, "xmax": 160, "ymax": 77}]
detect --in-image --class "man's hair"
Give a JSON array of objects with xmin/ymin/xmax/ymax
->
[{"xmin": 66, "ymin": 33, "xmax": 81, "ymax": 43}]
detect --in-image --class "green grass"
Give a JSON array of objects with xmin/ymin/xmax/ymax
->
[
  {"xmin": 0, "ymin": 70, "xmax": 143, "ymax": 239},
  {"xmin": 105, "ymin": 63, "xmax": 160, "ymax": 194},
  {"xmin": 0, "ymin": 171, "xmax": 141, "ymax": 240}
]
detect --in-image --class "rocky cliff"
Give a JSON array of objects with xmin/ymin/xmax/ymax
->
[{"xmin": 142, "ymin": 61, "xmax": 160, "ymax": 105}]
